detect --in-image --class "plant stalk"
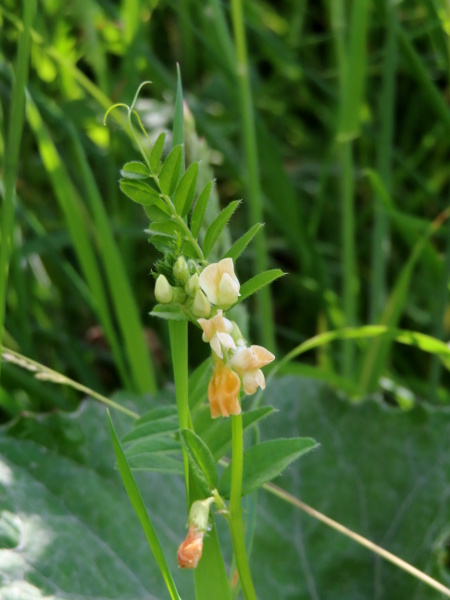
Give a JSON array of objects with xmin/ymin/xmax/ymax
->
[{"xmin": 229, "ymin": 412, "xmax": 257, "ymax": 600}]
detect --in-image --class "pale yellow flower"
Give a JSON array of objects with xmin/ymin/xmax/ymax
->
[
  {"xmin": 198, "ymin": 310, "xmax": 236, "ymax": 359},
  {"xmin": 208, "ymin": 360, "xmax": 241, "ymax": 418},
  {"xmin": 199, "ymin": 258, "xmax": 240, "ymax": 308},
  {"xmin": 230, "ymin": 345, "xmax": 275, "ymax": 395}
]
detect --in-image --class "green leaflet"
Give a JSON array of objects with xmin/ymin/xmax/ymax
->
[
  {"xmin": 218, "ymin": 437, "xmax": 318, "ymax": 498},
  {"xmin": 180, "ymin": 429, "xmax": 218, "ymax": 494},
  {"xmin": 121, "ymin": 418, "xmax": 179, "ymax": 443},
  {"xmin": 150, "ymin": 132, "xmax": 166, "ymax": 174},
  {"xmin": 203, "ymin": 200, "xmax": 241, "ymax": 258},
  {"xmin": 174, "ymin": 161, "xmax": 199, "ymax": 216},
  {"xmin": 127, "ymin": 454, "xmax": 184, "ymax": 475},
  {"xmin": 120, "ymin": 161, "xmax": 151, "ymax": 180},
  {"xmin": 119, "ymin": 179, "xmax": 168, "ymax": 210},
  {"xmin": 159, "ymin": 145, "xmax": 182, "ymax": 196},
  {"xmin": 191, "ymin": 180, "xmax": 213, "ymax": 239},
  {"xmin": 150, "ymin": 304, "xmax": 186, "ymax": 321},
  {"xmin": 223, "ymin": 223, "xmax": 263, "ymax": 262},
  {"xmin": 238, "ymin": 269, "xmax": 285, "ymax": 304}
]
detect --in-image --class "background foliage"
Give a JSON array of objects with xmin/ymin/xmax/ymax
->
[{"xmin": 1, "ymin": 0, "xmax": 450, "ymax": 598}]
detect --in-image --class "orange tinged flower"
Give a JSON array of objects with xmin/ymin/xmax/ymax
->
[
  {"xmin": 177, "ymin": 525, "xmax": 204, "ymax": 569},
  {"xmin": 208, "ymin": 360, "xmax": 241, "ymax": 418},
  {"xmin": 230, "ymin": 345, "xmax": 275, "ymax": 395}
]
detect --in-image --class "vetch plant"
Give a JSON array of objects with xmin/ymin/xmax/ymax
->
[{"xmin": 103, "ymin": 73, "xmax": 313, "ymax": 599}]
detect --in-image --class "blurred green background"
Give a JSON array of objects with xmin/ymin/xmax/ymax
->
[{"xmin": 1, "ymin": 0, "xmax": 450, "ymax": 411}]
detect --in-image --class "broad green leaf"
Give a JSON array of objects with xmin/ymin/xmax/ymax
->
[
  {"xmin": 238, "ymin": 269, "xmax": 285, "ymax": 304},
  {"xmin": 252, "ymin": 376, "xmax": 450, "ymax": 599},
  {"xmin": 125, "ymin": 437, "xmax": 180, "ymax": 457},
  {"xmin": 191, "ymin": 181, "xmax": 212, "ymax": 239},
  {"xmin": 122, "ymin": 418, "xmax": 179, "ymax": 443},
  {"xmin": 108, "ymin": 414, "xmax": 181, "ymax": 599},
  {"xmin": 194, "ymin": 406, "xmax": 275, "ymax": 460},
  {"xmin": 218, "ymin": 437, "xmax": 317, "ymax": 498},
  {"xmin": 180, "ymin": 429, "xmax": 217, "ymax": 493},
  {"xmin": 136, "ymin": 405, "xmax": 178, "ymax": 426},
  {"xmin": 120, "ymin": 179, "xmax": 168, "ymax": 211},
  {"xmin": 0, "ymin": 403, "xmax": 193, "ymax": 599},
  {"xmin": 127, "ymin": 453, "xmax": 184, "ymax": 475},
  {"xmin": 174, "ymin": 162, "xmax": 198, "ymax": 216},
  {"xmin": 159, "ymin": 145, "xmax": 182, "ymax": 196},
  {"xmin": 144, "ymin": 204, "xmax": 171, "ymax": 222},
  {"xmin": 150, "ymin": 304, "xmax": 186, "ymax": 321},
  {"xmin": 203, "ymin": 200, "xmax": 241, "ymax": 258},
  {"xmin": 223, "ymin": 223, "xmax": 264, "ymax": 262},
  {"xmin": 150, "ymin": 132, "xmax": 166, "ymax": 174},
  {"xmin": 120, "ymin": 161, "xmax": 151, "ymax": 179}
]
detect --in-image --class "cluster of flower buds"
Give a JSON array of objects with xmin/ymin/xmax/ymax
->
[
  {"xmin": 154, "ymin": 256, "xmax": 211, "ymax": 319},
  {"xmin": 177, "ymin": 497, "xmax": 213, "ymax": 569}
]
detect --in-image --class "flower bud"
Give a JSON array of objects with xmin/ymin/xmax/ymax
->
[
  {"xmin": 173, "ymin": 256, "xmax": 190, "ymax": 286},
  {"xmin": 177, "ymin": 498, "xmax": 213, "ymax": 569},
  {"xmin": 191, "ymin": 290, "xmax": 211, "ymax": 318},
  {"xmin": 185, "ymin": 273, "xmax": 200, "ymax": 296},
  {"xmin": 155, "ymin": 275, "xmax": 174, "ymax": 304}
]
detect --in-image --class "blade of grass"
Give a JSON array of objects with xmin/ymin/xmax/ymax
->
[
  {"xmin": 67, "ymin": 121, "xmax": 157, "ymax": 394},
  {"xmin": 108, "ymin": 412, "xmax": 182, "ymax": 600},
  {"xmin": 359, "ymin": 208, "xmax": 450, "ymax": 394},
  {"xmin": 0, "ymin": 0, "xmax": 36, "ymax": 381},
  {"xmin": 369, "ymin": 2, "xmax": 397, "ymax": 322},
  {"xmin": 230, "ymin": 0, "xmax": 276, "ymax": 352},
  {"xmin": 25, "ymin": 93, "xmax": 132, "ymax": 390}
]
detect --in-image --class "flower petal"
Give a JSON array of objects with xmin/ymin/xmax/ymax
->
[
  {"xmin": 217, "ymin": 272, "xmax": 240, "ymax": 308},
  {"xmin": 242, "ymin": 368, "xmax": 265, "ymax": 395},
  {"xmin": 199, "ymin": 263, "xmax": 220, "ymax": 304},
  {"xmin": 208, "ymin": 362, "xmax": 241, "ymax": 418}
]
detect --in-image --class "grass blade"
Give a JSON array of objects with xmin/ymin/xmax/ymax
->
[{"xmin": 108, "ymin": 412, "xmax": 181, "ymax": 600}]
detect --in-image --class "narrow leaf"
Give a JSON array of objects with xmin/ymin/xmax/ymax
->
[
  {"xmin": 150, "ymin": 304, "xmax": 186, "ymax": 321},
  {"xmin": 107, "ymin": 413, "xmax": 181, "ymax": 600},
  {"xmin": 120, "ymin": 179, "xmax": 168, "ymax": 211},
  {"xmin": 223, "ymin": 223, "xmax": 264, "ymax": 262},
  {"xmin": 150, "ymin": 132, "xmax": 166, "ymax": 174},
  {"xmin": 181, "ymin": 429, "xmax": 218, "ymax": 493},
  {"xmin": 125, "ymin": 437, "xmax": 180, "ymax": 457},
  {"xmin": 136, "ymin": 406, "xmax": 178, "ymax": 426},
  {"xmin": 191, "ymin": 181, "xmax": 213, "ymax": 239},
  {"xmin": 120, "ymin": 161, "xmax": 151, "ymax": 180},
  {"xmin": 173, "ymin": 64, "xmax": 185, "ymax": 172},
  {"xmin": 218, "ymin": 437, "xmax": 318, "ymax": 498},
  {"xmin": 174, "ymin": 162, "xmax": 199, "ymax": 216},
  {"xmin": 238, "ymin": 269, "xmax": 285, "ymax": 303},
  {"xmin": 159, "ymin": 145, "xmax": 182, "ymax": 196},
  {"xmin": 203, "ymin": 200, "xmax": 241, "ymax": 258}
]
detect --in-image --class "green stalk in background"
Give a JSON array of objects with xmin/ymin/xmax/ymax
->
[
  {"xmin": 230, "ymin": 0, "xmax": 276, "ymax": 353},
  {"xmin": 369, "ymin": 2, "xmax": 397, "ymax": 323},
  {"xmin": 331, "ymin": 0, "xmax": 370, "ymax": 377},
  {"xmin": 0, "ymin": 0, "xmax": 36, "ymax": 381}
]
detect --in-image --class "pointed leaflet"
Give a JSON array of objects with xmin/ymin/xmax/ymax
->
[
  {"xmin": 159, "ymin": 145, "xmax": 182, "ymax": 196},
  {"xmin": 121, "ymin": 418, "xmax": 179, "ymax": 443},
  {"xmin": 150, "ymin": 304, "xmax": 186, "ymax": 321},
  {"xmin": 120, "ymin": 179, "xmax": 168, "ymax": 211},
  {"xmin": 223, "ymin": 223, "xmax": 264, "ymax": 262},
  {"xmin": 191, "ymin": 181, "xmax": 212, "ymax": 239},
  {"xmin": 150, "ymin": 132, "xmax": 166, "ymax": 174},
  {"xmin": 218, "ymin": 437, "xmax": 318, "ymax": 498},
  {"xmin": 120, "ymin": 161, "xmax": 151, "ymax": 180},
  {"xmin": 107, "ymin": 412, "xmax": 181, "ymax": 600},
  {"xmin": 127, "ymin": 454, "xmax": 184, "ymax": 475},
  {"xmin": 180, "ymin": 429, "xmax": 218, "ymax": 494},
  {"xmin": 174, "ymin": 162, "xmax": 199, "ymax": 216},
  {"xmin": 203, "ymin": 200, "xmax": 241, "ymax": 258},
  {"xmin": 238, "ymin": 269, "xmax": 285, "ymax": 303}
]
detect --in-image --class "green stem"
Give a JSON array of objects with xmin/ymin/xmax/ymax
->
[
  {"xmin": 169, "ymin": 320, "xmax": 191, "ymax": 503},
  {"xmin": 230, "ymin": 0, "xmax": 275, "ymax": 352},
  {"xmin": 0, "ymin": 0, "xmax": 36, "ymax": 381},
  {"xmin": 229, "ymin": 412, "xmax": 257, "ymax": 600}
]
